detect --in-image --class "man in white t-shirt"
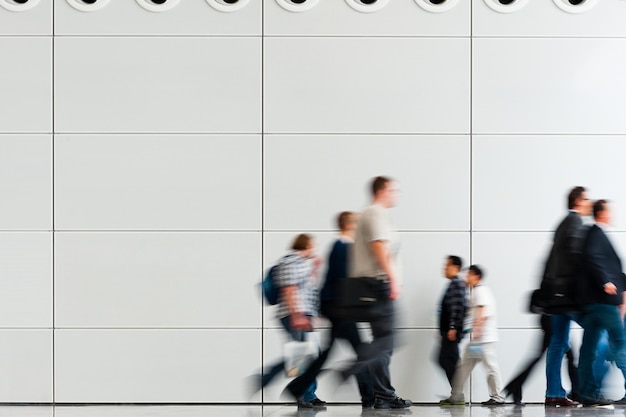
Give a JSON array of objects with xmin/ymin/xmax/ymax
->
[{"xmin": 441, "ymin": 265, "xmax": 505, "ymax": 406}]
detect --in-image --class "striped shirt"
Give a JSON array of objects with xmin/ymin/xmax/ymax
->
[{"xmin": 275, "ymin": 252, "xmax": 319, "ymax": 319}]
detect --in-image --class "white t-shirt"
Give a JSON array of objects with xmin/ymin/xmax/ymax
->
[
  {"xmin": 471, "ymin": 285, "xmax": 498, "ymax": 343},
  {"xmin": 350, "ymin": 203, "xmax": 398, "ymax": 279}
]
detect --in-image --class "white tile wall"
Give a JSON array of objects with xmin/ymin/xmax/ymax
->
[
  {"xmin": 5, "ymin": 0, "xmax": 626, "ymax": 405},
  {"xmin": 0, "ymin": 135, "xmax": 52, "ymax": 230},
  {"xmin": 0, "ymin": 232, "xmax": 52, "ymax": 328},
  {"xmin": 54, "ymin": 329, "xmax": 261, "ymax": 403},
  {"xmin": 0, "ymin": 38, "xmax": 51, "ymax": 133},
  {"xmin": 54, "ymin": 135, "xmax": 261, "ymax": 230},
  {"xmin": 0, "ymin": 330, "xmax": 53, "ymax": 403},
  {"xmin": 54, "ymin": 37, "xmax": 261, "ymax": 133},
  {"xmin": 264, "ymin": 135, "xmax": 470, "ymax": 231},
  {"xmin": 55, "ymin": 232, "xmax": 261, "ymax": 328},
  {"xmin": 264, "ymin": 38, "xmax": 470, "ymax": 134},
  {"xmin": 473, "ymin": 136, "xmax": 626, "ymax": 231},
  {"xmin": 473, "ymin": 39, "xmax": 626, "ymax": 135}
]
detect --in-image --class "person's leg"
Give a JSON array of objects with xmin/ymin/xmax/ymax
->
[
  {"xmin": 367, "ymin": 311, "xmax": 396, "ymax": 401},
  {"xmin": 440, "ymin": 337, "xmax": 460, "ymax": 386},
  {"xmin": 604, "ymin": 305, "xmax": 626, "ymax": 398},
  {"xmin": 546, "ymin": 314, "xmax": 571, "ymax": 398},
  {"xmin": 592, "ymin": 330, "xmax": 610, "ymax": 388},
  {"xmin": 504, "ymin": 315, "xmax": 551, "ymax": 403},
  {"xmin": 279, "ymin": 316, "xmax": 320, "ymax": 403},
  {"xmin": 579, "ymin": 305, "xmax": 603, "ymax": 402},
  {"xmin": 482, "ymin": 342, "xmax": 505, "ymax": 402},
  {"xmin": 334, "ymin": 319, "xmax": 375, "ymax": 406},
  {"xmin": 449, "ymin": 345, "xmax": 476, "ymax": 402}
]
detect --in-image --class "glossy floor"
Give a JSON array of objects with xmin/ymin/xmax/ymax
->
[{"xmin": 1, "ymin": 405, "xmax": 625, "ymax": 417}]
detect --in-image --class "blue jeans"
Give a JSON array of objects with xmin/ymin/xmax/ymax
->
[
  {"xmin": 546, "ymin": 314, "xmax": 608, "ymax": 398},
  {"xmin": 546, "ymin": 313, "xmax": 609, "ymax": 397},
  {"xmin": 579, "ymin": 304, "xmax": 626, "ymax": 402}
]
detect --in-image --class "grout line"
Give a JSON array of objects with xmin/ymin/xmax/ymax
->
[
  {"xmin": 51, "ymin": 0, "xmax": 56, "ymax": 404},
  {"xmin": 261, "ymin": 0, "xmax": 266, "ymax": 405}
]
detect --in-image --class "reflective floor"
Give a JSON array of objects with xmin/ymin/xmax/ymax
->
[{"xmin": 0, "ymin": 405, "xmax": 625, "ymax": 417}]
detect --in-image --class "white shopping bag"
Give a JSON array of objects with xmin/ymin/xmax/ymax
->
[
  {"xmin": 284, "ymin": 332, "xmax": 320, "ymax": 378},
  {"xmin": 466, "ymin": 342, "xmax": 483, "ymax": 360}
]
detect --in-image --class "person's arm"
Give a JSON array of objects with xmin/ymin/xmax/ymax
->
[
  {"xmin": 370, "ymin": 240, "xmax": 398, "ymax": 300},
  {"xmin": 585, "ymin": 230, "xmax": 616, "ymax": 294},
  {"xmin": 277, "ymin": 258, "xmax": 311, "ymax": 330},
  {"xmin": 447, "ymin": 281, "xmax": 465, "ymax": 341},
  {"xmin": 282, "ymin": 286, "xmax": 311, "ymax": 330},
  {"xmin": 472, "ymin": 305, "xmax": 486, "ymax": 341}
]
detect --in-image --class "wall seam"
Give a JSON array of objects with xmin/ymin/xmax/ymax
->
[
  {"xmin": 51, "ymin": 0, "xmax": 56, "ymax": 404},
  {"xmin": 260, "ymin": 0, "xmax": 266, "ymax": 406}
]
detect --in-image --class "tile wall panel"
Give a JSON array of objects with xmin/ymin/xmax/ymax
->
[
  {"xmin": 55, "ymin": 232, "xmax": 261, "ymax": 328},
  {"xmin": 0, "ymin": 38, "xmax": 51, "ymax": 133},
  {"xmin": 473, "ymin": 39, "xmax": 626, "ymax": 135},
  {"xmin": 54, "ymin": 135, "xmax": 261, "ymax": 230},
  {"xmin": 0, "ymin": 135, "xmax": 52, "ymax": 230},
  {"xmin": 54, "ymin": 37, "xmax": 261, "ymax": 133},
  {"xmin": 264, "ymin": 135, "xmax": 470, "ymax": 231},
  {"xmin": 0, "ymin": 232, "xmax": 52, "ymax": 328},
  {"xmin": 473, "ymin": 136, "xmax": 626, "ymax": 231},
  {"xmin": 0, "ymin": 330, "xmax": 53, "ymax": 403},
  {"xmin": 55, "ymin": 329, "xmax": 261, "ymax": 403},
  {"xmin": 265, "ymin": 38, "xmax": 470, "ymax": 134}
]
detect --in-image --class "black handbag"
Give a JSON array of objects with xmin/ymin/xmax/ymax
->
[{"xmin": 331, "ymin": 277, "xmax": 392, "ymax": 322}]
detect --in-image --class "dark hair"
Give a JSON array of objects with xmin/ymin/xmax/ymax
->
[
  {"xmin": 291, "ymin": 233, "xmax": 312, "ymax": 251},
  {"xmin": 593, "ymin": 199, "xmax": 608, "ymax": 220},
  {"xmin": 337, "ymin": 211, "xmax": 354, "ymax": 231},
  {"xmin": 447, "ymin": 255, "xmax": 463, "ymax": 269},
  {"xmin": 567, "ymin": 186, "xmax": 586, "ymax": 210},
  {"xmin": 468, "ymin": 265, "xmax": 484, "ymax": 280},
  {"xmin": 371, "ymin": 176, "xmax": 391, "ymax": 197}
]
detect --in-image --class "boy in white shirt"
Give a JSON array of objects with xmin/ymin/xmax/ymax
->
[{"xmin": 440, "ymin": 265, "xmax": 505, "ymax": 406}]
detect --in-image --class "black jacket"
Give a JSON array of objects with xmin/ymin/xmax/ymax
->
[
  {"xmin": 539, "ymin": 211, "xmax": 585, "ymax": 313},
  {"xmin": 579, "ymin": 224, "xmax": 626, "ymax": 306}
]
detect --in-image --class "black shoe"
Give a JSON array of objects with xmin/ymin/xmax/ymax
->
[
  {"xmin": 481, "ymin": 399, "xmax": 505, "ymax": 406},
  {"xmin": 374, "ymin": 397, "xmax": 413, "ymax": 409},
  {"xmin": 567, "ymin": 392, "xmax": 582, "ymax": 403},
  {"xmin": 503, "ymin": 387, "xmax": 523, "ymax": 407},
  {"xmin": 614, "ymin": 397, "xmax": 626, "ymax": 405},
  {"xmin": 362, "ymin": 400, "xmax": 375, "ymax": 409},
  {"xmin": 310, "ymin": 398, "xmax": 327, "ymax": 409},
  {"xmin": 582, "ymin": 397, "xmax": 613, "ymax": 408},
  {"xmin": 297, "ymin": 400, "xmax": 314, "ymax": 409}
]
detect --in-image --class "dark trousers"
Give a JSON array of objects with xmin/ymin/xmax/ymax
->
[
  {"xmin": 343, "ymin": 301, "xmax": 396, "ymax": 401},
  {"xmin": 286, "ymin": 303, "xmax": 375, "ymax": 404},
  {"xmin": 438, "ymin": 336, "xmax": 460, "ymax": 386}
]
